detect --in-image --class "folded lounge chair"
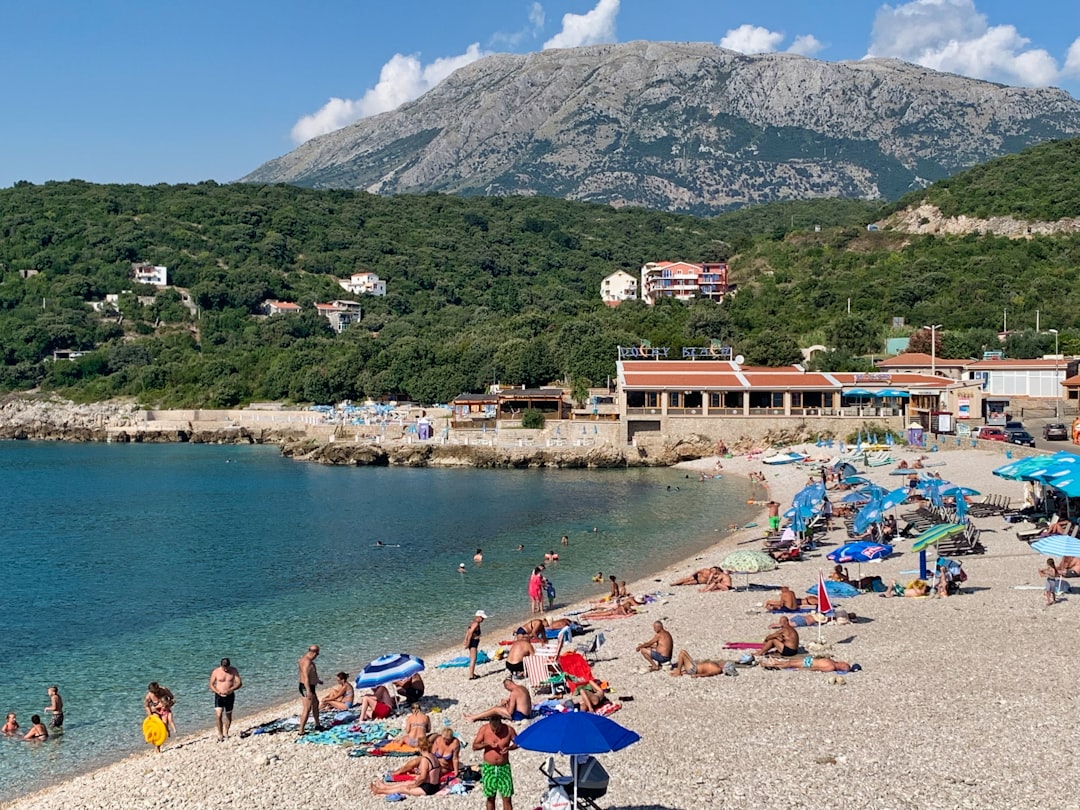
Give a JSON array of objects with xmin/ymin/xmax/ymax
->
[{"xmin": 541, "ymin": 755, "xmax": 609, "ymax": 810}]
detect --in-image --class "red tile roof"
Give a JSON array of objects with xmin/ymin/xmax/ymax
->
[
  {"xmin": 876, "ymin": 352, "xmax": 967, "ymax": 367},
  {"xmin": 966, "ymin": 358, "xmax": 1064, "ymax": 369}
]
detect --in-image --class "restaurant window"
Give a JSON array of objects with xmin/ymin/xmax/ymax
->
[
  {"xmin": 645, "ymin": 392, "xmax": 659, "ymax": 408},
  {"xmin": 668, "ymin": 392, "xmax": 681, "ymax": 408},
  {"xmin": 709, "ymin": 393, "xmax": 721, "ymax": 408}
]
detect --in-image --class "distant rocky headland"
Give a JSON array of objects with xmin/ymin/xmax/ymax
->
[{"xmin": 0, "ymin": 395, "xmax": 713, "ymax": 469}]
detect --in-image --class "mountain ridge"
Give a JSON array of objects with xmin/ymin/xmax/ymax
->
[{"xmin": 244, "ymin": 41, "xmax": 1080, "ymax": 214}]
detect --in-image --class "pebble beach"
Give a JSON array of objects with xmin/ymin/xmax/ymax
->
[{"xmin": 8, "ymin": 444, "xmax": 1080, "ymax": 810}]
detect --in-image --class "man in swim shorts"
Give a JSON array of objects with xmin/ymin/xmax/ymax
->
[
  {"xmin": 759, "ymin": 616, "xmax": 800, "ymax": 657},
  {"xmin": 636, "ymin": 621, "xmax": 674, "ymax": 671},
  {"xmin": 504, "ymin": 630, "xmax": 534, "ymax": 679},
  {"xmin": 761, "ymin": 656, "xmax": 860, "ymax": 673},
  {"xmin": 473, "ymin": 715, "xmax": 517, "ymax": 810},
  {"xmin": 670, "ymin": 650, "xmax": 736, "ymax": 678},
  {"xmin": 464, "ymin": 678, "xmax": 532, "ymax": 723},
  {"xmin": 209, "ymin": 657, "xmax": 243, "ymax": 741},
  {"xmin": 297, "ymin": 645, "xmax": 324, "ymax": 735},
  {"xmin": 767, "ymin": 501, "xmax": 781, "ymax": 533},
  {"xmin": 44, "ymin": 685, "xmax": 64, "ymax": 729}
]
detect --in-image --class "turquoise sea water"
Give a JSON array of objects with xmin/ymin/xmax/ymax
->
[{"xmin": 0, "ymin": 443, "xmax": 755, "ymax": 801}]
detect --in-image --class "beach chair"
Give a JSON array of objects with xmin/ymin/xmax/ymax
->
[
  {"xmin": 524, "ymin": 654, "xmax": 565, "ymax": 696},
  {"xmin": 574, "ymin": 631, "xmax": 606, "ymax": 664},
  {"xmin": 540, "ymin": 755, "xmax": 609, "ymax": 810}
]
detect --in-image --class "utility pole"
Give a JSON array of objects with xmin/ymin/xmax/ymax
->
[
  {"xmin": 924, "ymin": 324, "xmax": 943, "ymax": 376},
  {"xmin": 1049, "ymin": 329, "xmax": 1060, "ymax": 420}
]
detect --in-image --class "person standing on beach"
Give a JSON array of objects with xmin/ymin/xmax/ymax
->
[
  {"xmin": 297, "ymin": 645, "xmax": 324, "ymax": 735},
  {"xmin": 209, "ymin": 657, "xmax": 243, "ymax": 741},
  {"xmin": 1040, "ymin": 558, "xmax": 1061, "ymax": 606},
  {"xmin": 528, "ymin": 567, "xmax": 544, "ymax": 614},
  {"xmin": 44, "ymin": 685, "xmax": 63, "ymax": 730},
  {"xmin": 473, "ymin": 714, "xmax": 517, "ymax": 810},
  {"xmin": 766, "ymin": 501, "xmax": 781, "ymax": 534},
  {"xmin": 465, "ymin": 611, "xmax": 486, "ymax": 680}
]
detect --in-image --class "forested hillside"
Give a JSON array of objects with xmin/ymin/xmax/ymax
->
[{"xmin": 0, "ymin": 169, "xmax": 1075, "ymax": 407}]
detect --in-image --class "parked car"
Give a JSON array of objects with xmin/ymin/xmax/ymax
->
[
  {"xmin": 977, "ymin": 426, "xmax": 1007, "ymax": 442},
  {"xmin": 1006, "ymin": 429, "xmax": 1036, "ymax": 447},
  {"xmin": 1044, "ymin": 423, "xmax": 1069, "ymax": 440},
  {"xmin": 1004, "ymin": 421, "xmax": 1024, "ymax": 431}
]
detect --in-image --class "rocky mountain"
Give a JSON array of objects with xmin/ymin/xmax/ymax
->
[{"xmin": 243, "ymin": 41, "xmax": 1080, "ymax": 214}]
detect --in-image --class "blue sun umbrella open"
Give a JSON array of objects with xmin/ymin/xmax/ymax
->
[{"xmin": 355, "ymin": 654, "xmax": 425, "ymax": 689}]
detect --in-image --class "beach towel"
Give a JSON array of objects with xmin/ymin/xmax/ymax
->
[
  {"xmin": 767, "ymin": 607, "xmax": 815, "ymax": 614},
  {"xmin": 596, "ymin": 703, "xmax": 621, "ymax": 717},
  {"xmin": 437, "ymin": 650, "xmax": 491, "ymax": 668},
  {"xmin": 723, "ymin": 642, "xmax": 764, "ymax": 650}
]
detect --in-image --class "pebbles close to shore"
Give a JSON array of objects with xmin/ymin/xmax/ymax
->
[{"xmin": 9, "ymin": 445, "xmax": 1080, "ymax": 810}]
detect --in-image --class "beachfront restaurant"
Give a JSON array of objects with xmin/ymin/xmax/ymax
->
[{"xmin": 617, "ymin": 360, "xmax": 956, "ymax": 442}]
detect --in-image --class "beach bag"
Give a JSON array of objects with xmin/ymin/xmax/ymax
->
[
  {"xmin": 542, "ymin": 784, "xmax": 572, "ymax": 810},
  {"xmin": 459, "ymin": 766, "xmax": 480, "ymax": 783}
]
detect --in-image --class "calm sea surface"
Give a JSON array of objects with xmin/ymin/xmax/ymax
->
[{"xmin": 0, "ymin": 443, "xmax": 755, "ymax": 800}]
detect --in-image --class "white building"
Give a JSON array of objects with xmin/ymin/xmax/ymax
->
[
  {"xmin": 130, "ymin": 262, "xmax": 168, "ymax": 287},
  {"xmin": 263, "ymin": 300, "xmax": 302, "ymax": 316},
  {"xmin": 339, "ymin": 272, "xmax": 387, "ymax": 297},
  {"xmin": 600, "ymin": 270, "xmax": 638, "ymax": 307}
]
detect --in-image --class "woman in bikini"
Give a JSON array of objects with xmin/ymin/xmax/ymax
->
[
  {"xmin": 431, "ymin": 725, "xmax": 461, "ymax": 776},
  {"xmin": 371, "ymin": 734, "xmax": 444, "ymax": 797},
  {"xmin": 399, "ymin": 704, "xmax": 430, "ymax": 747},
  {"xmin": 320, "ymin": 672, "xmax": 355, "ymax": 711},
  {"xmin": 144, "ymin": 682, "xmax": 177, "ymax": 736}
]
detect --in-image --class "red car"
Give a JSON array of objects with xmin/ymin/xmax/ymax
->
[{"xmin": 977, "ymin": 426, "xmax": 1007, "ymax": 442}]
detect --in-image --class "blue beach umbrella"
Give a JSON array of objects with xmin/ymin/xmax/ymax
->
[
  {"xmin": 853, "ymin": 500, "xmax": 884, "ymax": 535},
  {"xmin": 1031, "ymin": 534, "xmax": 1080, "ymax": 558},
  {"xmin": 940, "ymin": 485, "xmax": 980, "ymax": 498},
  {"xmin": 843, "ymin": 389, "xmax": 873, "ymax": 397},
  {"xmin": 873, "ymin": 389, "xmax": 910, "ymax": 398},
  {"xmin": 828, "ymin": 542, "xmax": 893, "ymax": 564},
  {"xmin": 516, "ymin": 712, "xmax": 641, "ymax": 810},
  {"xmin": 807, "ymin": 580, "xmax": 861, "ymax": 599},
  {"xmin": 355, "ymin": 654, "xmax": 425, "ymax": 689},
  {"xmin": 842, "ymin": 475, "xmax": 870, "ymax": 486},
  {"xmin": 791, "ymin": 509, "xmax": 808, "ymax": 534},
  {"xmin": 954, "ymin": 495, "xmax": 968, "ymax": 521},
  {"xmin": 879, "ymin": 487, "xmax": 911, "ymax": 511},
  {"xmin": 840, "ymin": 490, "xmax": 873, "ymax": 504}
]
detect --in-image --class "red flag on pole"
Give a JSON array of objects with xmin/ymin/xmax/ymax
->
[{"xmin": 817, "ymin": 569, "xmax": 834, "ymax": 614}]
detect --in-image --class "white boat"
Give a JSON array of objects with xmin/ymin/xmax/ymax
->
[{"xmin": 761, "ymin": 451, "xmax": 808, "ymax": 465}]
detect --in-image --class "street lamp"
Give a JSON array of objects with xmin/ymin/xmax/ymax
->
[
  {"xmin": 1049, "ymin": 329, "xmax": 1060, "ymax": 419},
  {"xmin": 924, "ymin": 324, "xmax": 943, "ymax": 376}
]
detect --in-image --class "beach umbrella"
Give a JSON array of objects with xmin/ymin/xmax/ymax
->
[
  {"xmin": 808, "ymin": 579, "xmax": 861, "ymax": 599},
  {"xmin": 840, "ymin": 489, "xmax": 873, "ymax": 504},
  {"xmin": 911, "ymin": 523, "xmax": 966, "ymax": 553},
  {"xmin": 940, "ymin": 485, "xmax": 980, "ymax": 498},
  {"xmin": 355, "ymin": 653, "xmax": 425, "ymax": 689},
  {"xmin": 1031, "ymin": 534, "xmax": 1080, "ymax": 558},
  {"xmin": 853, "ymin": 499, "xmax": 884, "ymax": 535},
  {"xmin": 873, "ymin": 389, "xmax": 910, "ymax": 398},
  {"xmin": 833, "ymin": 461, "xmax": 858, "ymax": 477},
  {"xmin": 516, "ymin": 712, "xmax": 641, "ymax": 810},
  {"xmin": 857, "ymin": 484, "xmax": 887, "ymax": 499},
  {"xmin": 885, "ymin": 433, "xmax": 895, "ymax": 447},
  {"xmin": 879, "ymin": 487, "xmax": 911, "ymax": 511},
  {"xmin": 791, "ymin": 508, "xmax": 808, "ymax": 534},
  {"xmin": 827, "ymin": 542, "xmax": 893, "ymax": 564},
  {"xmin": 721, "ymin": 550, "xmax": 778, "ymax": 574},
  {"xmin": 842, "ymin": 475, "xmax": 870, "ymax": 486},
  {"xmin": 843, "ymin": 389, "xmax": 873, "ymax": 397},
  {"xmin": 954, "ymin": 495, "xmax": 968, "ymax": 521}
]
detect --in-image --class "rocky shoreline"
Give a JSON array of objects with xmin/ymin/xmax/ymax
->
[{"xmin": 0, "ymin": 395, "xmax": 716, "ymax": 468}]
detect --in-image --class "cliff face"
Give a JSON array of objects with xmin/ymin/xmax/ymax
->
[{"xmin": 244, "ymin": 41, "xmax": 1080, "ymax": 213}]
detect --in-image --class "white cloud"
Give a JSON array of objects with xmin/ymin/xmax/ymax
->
[
  {"xmin": 543, "ymin": 0, "xmax": 619, "ymax": 50},
  {"xmin": 1065, "ymin": 36, "xmax": 1080, "ymax": 76},
  {"xmin": 491, "ymin": 2, "xmax": 547, "ymax": 49},
  {"xmin": 290, "ymin": 44, "xmax": 486, "ymax": 144},
  {"xmin": 787, "ymin": 34, "xmax": 824, "ymax": 57},
  {"xmin": 719, "ymin": 24, "xmax": 785, "ymax": 55},
  {"xmin": 866, "ymin": 0, "xmax": 1064, "ymax": 87}
]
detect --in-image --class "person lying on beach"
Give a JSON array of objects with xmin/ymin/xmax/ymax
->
[
  {"xmin": 320, "ymin": 672, "xmax": 355, "ymax": 712},
  {"xmin": 1059, "ymin": 556, "xmax": 1080, "ymax": 577},
  {"xmin": 763, "ymin": 586, "xmax": 817, "ymax": 612},
  {"xmin": 582, "ymin": 601, "xmax": 638, "ymax": 620},
  {"xmin": 3, "ymin": 712, "xmax": 18, "ymax": 735},
  {"xmin": 769, "ymin": 610, "xmax": 857, "ymax": 629},
  {"xmin": 358, "ymin": 683, "xmax": 397, "ymax": 721},
  {"xmin": 881, "ymin": 579, "xmax": 930, "ymax": 598},
  {"xmin": 432, "ymin": 726, "xmax": 461, "ymax": 776},
  {"xmin": 464, "ymin": 678, "xmax": 533, "ymax": 722},
  {"xmin": 760, "ymin": 616, "xmax": 800, "ymax": 657},
  {"xmin": 669, "ymin": 650, "xmax": 735, "ymax": 678},
  {"xmin": 672, "ymin": 567, "xmax": 719, "ymax": 586},
  {"xmin": 395, "ymin": 672, "xmax": 425, "ymax": 705},
  {"xmin": 636, "ymin": 621, "xmax": 674, "ymax": 671},
  {"xmin": 23, "ymin": 714, "xmax": 48, "ymax": 741},
  {"xmin": 760, "ymin": 656, "xmax": 860, "ymax": 673},
  {"xmin": 571, "ymin": 679, "xmax": 611, "ymax": 712},
  {"xmin": 699, "ymin": 569, "xmax": 732, "ymax": 592},
  {"xmin": 397, "ymin": 704, "xmax": 431, "ymax": 746},
  {"xmin": 370, "ymin": 734, "xmax": 444, "ymax": 797},
  {"xmin": 505, "ymin": 630, "xmax": 534, "ymax": 679}
]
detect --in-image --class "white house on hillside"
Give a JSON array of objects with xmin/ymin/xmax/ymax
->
[
  {"xmin": 640, "ymin": 261, "xmax": 730, "ymax": 305},
  {"xmin": 130, "ymin": 262, "xmax": 167, "ymax": 287},
  {"xmin": 339, "ymin": 272, "xmax": 387, "ymax": 297},
  {"xmin": 263, "ymin": 300, "xmax": 302, "ymax": 316},
  {"xmin": 600, "ymin": 271, "xmax": 638, "ymax": 306}
]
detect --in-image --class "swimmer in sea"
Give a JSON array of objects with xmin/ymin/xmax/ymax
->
[
  {"xmin": 474, "ymin": 548, "xmax": 483, "ymax": 563},
  {"xmin": 458, "ymin": 563, "xmax": 466, "ymax": 573},
  {"xmin": 516, "ymin": 544, "xmax": 524, "ymax": 552}
]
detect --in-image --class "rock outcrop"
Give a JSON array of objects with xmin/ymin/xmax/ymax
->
[{"xmin": 244, "ymin": 41, "xmax": 1080, "ymax": 213}]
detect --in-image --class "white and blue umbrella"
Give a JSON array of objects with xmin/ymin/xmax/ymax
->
[
  {"xmin": 857, "ymin": 484, "xmax": 888, "ymax": 500},
  {"xmin": 355, "ymin": 653, "xmax": 425, "ymax": 689},
  {"xmin": 954, "ymin": 495, "xmax": 968, "ymax": 521},
  {"xmin": 843, "ymin": 389, "xmax": 874, "ymax": 398},
  {"xmin": 842, "ymin": 475, "xmax": 870, "ymax": 486},
  {"xmin": 879, "ymin": 487, "xmax": 911, "ymax": 511},
  {"xmin": 853, "ymin": 499, "xmax": 885, "ymax": 535},
  {"xmin": 940, "ymin": 485, "xmax": 980, "ymax": 498},
  {"xmin": 828, "ymin": 542, "xmax": 893, "ymax": 564},
  {"xmin": 1032, "ymin": 534, "xmax": 1080, "ymax": 558},
  {"xmin": 840, "ymin": 489, "xmax": 873, "ymax": 504}
]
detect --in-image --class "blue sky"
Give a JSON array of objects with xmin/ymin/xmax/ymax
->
[{"xmin": 1, "ymin": 0, "xmax": 1077, "ymax": 188}]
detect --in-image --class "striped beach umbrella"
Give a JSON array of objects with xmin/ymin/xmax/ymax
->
[
  {"xmin": 355, "ymin": 653, "xmax": 425, "ymax": 689},
  {"xmin": 911, "ymin": 523, "xmax": 966, "ymax": 553},
  {"xmin": 721, "ymin": 549, "xmax": 778, "ymax": 574},
  {"xmin": 1031, "ymin": 534, "xmax": 1080, "ymax": 558}
]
